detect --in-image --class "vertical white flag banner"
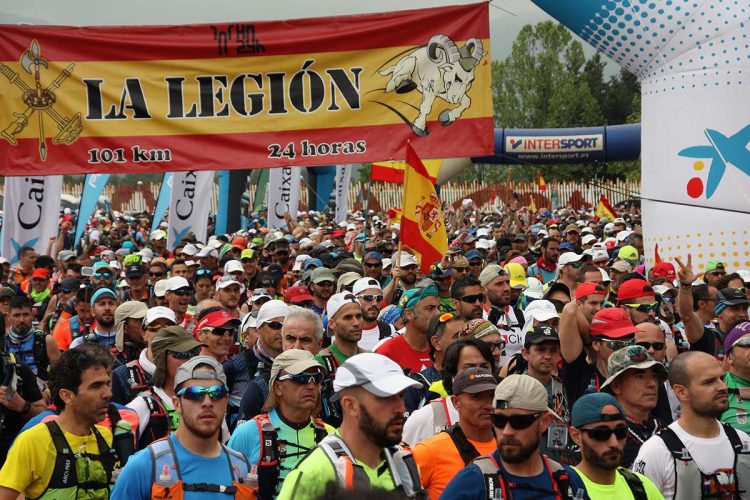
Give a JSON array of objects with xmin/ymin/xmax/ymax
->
[
  {"xmin": 334, "ymin": 164, "xmax": 352, "ymax": 223},
  {"xmin": 1, "ymin": 175, "xmax": 63, "ymax": 262},
  {"xmin": 267, "ymin": 166, "xmax": 301, "ymax": 231},
  {"xmin": 167, "ymin": 170, "xmax": 214, "ymax": 251}
]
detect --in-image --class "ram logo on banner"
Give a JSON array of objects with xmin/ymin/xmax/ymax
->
[
  {"xmin": 0, "ymin": 4, "xmax": 492, "ymax": 176},
  {"xmin": 334, "ymin": 164, "xmax": 352, "ymax": 223},
  {"xmin": 267, "ymin": 166, "xmax": 301, "ymax": 231},
  {"xmin": 75, "ymin": 173, "xmax": 110, "ymax": 246},
  {"xmin": 1, "ymin": 175, "xmax": 62, "ymax": 262},
  {"xmin": 167, "ymin": 171, "xmax": 213, "ymax": 250}
]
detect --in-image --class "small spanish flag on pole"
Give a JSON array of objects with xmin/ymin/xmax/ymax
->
[
  {"xmin": 537, "ymin": 170, "xmax": 546, "ymax": 192},
  {"xmin": 595, "ymin": 194, "xmax": 617, "ymax": 221},
  {"xmin": 401, "ymin": 143, "xmax": 449, "ymax": 274}
]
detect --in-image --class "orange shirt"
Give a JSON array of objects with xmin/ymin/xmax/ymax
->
[{"xmin": 412, "ymin": 429, "xmax": 497, "ymax": 500}]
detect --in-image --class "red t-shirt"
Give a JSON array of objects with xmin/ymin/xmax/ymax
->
[{"xmin": 375, "ymin": 335, "xmax": 432, "ymax": 374}]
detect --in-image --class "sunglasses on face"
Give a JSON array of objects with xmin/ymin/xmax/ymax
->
[
  {"xmin": 278, "ymin": 371, "xmax": 324, "ymax": 385},
  {"xmin": 623, "ymin": 302, "xmax": 659, "ymax": 314},
  {"xmin": 170, "ymin": 289, "xmax": 192, "ymax": 297},
  {"xmin": 150, "ymin": 271, "xmax": 165, "ymax": 278},
  {"xmin": 358, "ymin": 294, "xmax": 384, "ymax": 303},
  {"xmin": 169, "ymin": 347, "xmax": 201, "ymax": 360},
  {"xmin": 469, "ymin": 261, "xmax": 483, "ymax": 267},
  {"xmin": 566, "ymin": 261, "xmax": 584, "ymax": 269},
  {"xmin": 636, "ymin": 341, "xmax": 666, "ymax": 351},
  {"xmin": 296, "ymin": 301, "xmax": 314, "ymax": 308},
  {"xmin": 364, "ymin": 261, "xmax": 382, "ymax": 268},
  {"xmin": 580, "ymin": 425, "xmax": 629, "ymax": 441},
  {"xmin": 177, "ymin": 384, "xmax": 229, "ymax": 401},
  {"xmin": 95, "ymin": 272, "xmax": 112, "ymax": 279},
  {"xmin": 491, "ymin": 412, "xmax": 542, "ymax": 430},
  {"xmin": 603, "ymin": 339, "xmax": 635, "ymax": 350},
  {"xmin": 207, "ymin": 327, "xmax": 237, "ymax": 337},
  {"xmin": 316, "ymin": 281, "xmax": 334, "ymax": 287},
  {"xmin": 265, "ymin": 321, "xmax": 284, "ymax": 330},
  {"xmin": 459, "ymin": 293, "xmax": 485, "ymax": 304}
]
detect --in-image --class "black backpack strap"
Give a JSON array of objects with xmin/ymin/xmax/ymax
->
[
  {"xmin": 724, "ymin": 423, "xmax": 744, "ymax": 453},
  {"xmin": 319, "ymin": 350, "xmax": 339, "ymax": 375},
  {"xmin": 658, "ymin": 426, "xmax": 692, "ymax": 461},
  {"xmin": 32, "ymin": 330, "xmax": 49, "ymax": 379},
  {"xmin": 443, "ymin": 423, "xmax": 481, "ymax": 465},
  {"xmin": 617, "ymin": 468, "xmax": 647, "ymax": 500},
  {"xmin": 377, "ymin": 321, "xmax": 393, "ymax": 340}
]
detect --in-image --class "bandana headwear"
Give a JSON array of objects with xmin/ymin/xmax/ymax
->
[{"xmin": 399, "ymin": 284, "xmax": 439, "ymax": 312}]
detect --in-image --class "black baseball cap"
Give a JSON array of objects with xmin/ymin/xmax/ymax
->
[
  {"xmin": 718, "ymin": 287, "xmax": 750, "ymax": 306},
  {"xmin": 524, "ymin": 325, "xmax": 560, "ymax": 347},
  {"xmin": 125, "ymin": 264, "xmax": 146, "ymax": 278}
]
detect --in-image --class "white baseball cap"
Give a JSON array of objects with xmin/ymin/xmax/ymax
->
[
  {"xmin": 215, "ymin": 275, "xmax": 245, "ymax": 293},
  {"xmin": 153, "ymin": 279, "xmax": 168, "ymax": 298},
  {"xmin": 292, "ymin": 254, "xmax": 311, "ymax": 272},
  {"xmin": 165, "ymin": 276, "xmax": 191, "ymax": 292},
  {"xmin": 523, "ymin": 299, "xmax": 559, "ymax": 323},
  {"xmin": 326, "ymin": 292, "xmax": 361, "ymax": 318},
  {"xmin": 196, "ymin": 247, "xmax": 219, "ymax": 258},
  {"xmin": 582, "ymin": 234, "xmax": 598, "ymax": 245},
  {"xmin": 352, "ymin": 277, "xmax": 382, "ymax": 296},
  {"xmin": 395, "ymin": 251, "xmax": 419, "ymax": 268},
  {"xmin": 558, "ymin": 253, "xmax": 583, "ymax": 266},
  {"xmin": 144, "ymin": 306, "xmax": 177, "ymax": 326},
  {"xmin": 182, "ymin": 244, "xmax": 198, "ymax": 257},
  {"xmin": 256, "ymin": 300, "xmax": 290, "ymax": 325},
  {"xmin": 524, "ymin": 277, "xmax": 544, "ymax": 300},
  {"xmin": 592, "ymin": 249, "xmax": 610, "ymax": 263},
  {"xmin": 333, "ymin": 353, "xmax": 421, "ymax": 397},
  {"xmin": 476, "ymin": 239, "xmax": 491, "ymax": 250},
  {"xmin": 223, "ymin": 260, "xmax": 244, "ymax": 275}
]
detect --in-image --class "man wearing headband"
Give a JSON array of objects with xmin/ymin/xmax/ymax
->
[
  {"xmin": 376, "ymin": 284, "xmax": 441, "ymax": 374},
  {"xmin": 570, "ymin": 393, "xmax": 661, "ymax": 498},
  {"xmin": 112, "ymin": 356, "xmax": 255, "ymax": 499}
]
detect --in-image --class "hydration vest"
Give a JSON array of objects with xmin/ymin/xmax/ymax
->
[
  {"xmin": 136, "ymin": 389, "xmax": 177, "ymax": 450},
  {"xmin": 430, "ymin": 398, "xmax": 455, "ymax": 435},
  {"xmin": 659, "ymin": 423, "xmax": 750, "ymax": 499},
  {"xmin": 253, "ymin": 412, "xmax": 328, "ymax": 500},
  {"xmin": 6, "ymin": 329, "xmax": 49, "ymax": 380},
  {"xmin": 317, "ymin": 434, "xmax": 426, "ymax": 499},
  {"xmin": 36, "ymin": 421, "xmax": 118, "ymax": 500},
  {"xmin": 123, "ymin": 360, "xmax": 150, "ymax": 403},
  {"xmin": 149, "ymin": 437, "xmax": 256, "ymax": 500}
]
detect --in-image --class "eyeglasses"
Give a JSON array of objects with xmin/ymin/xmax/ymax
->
[
  {"xmin": 459, "ymin": 293, "xmax": 485, "ymax": 304},
  {"xmin": 278, "ymin": 372, "xmax": 324, "ymax": 385},
  {"xmin": 95, "ymin": 272, "xmax": 112, "ymax": 279},
  {"xmin": 207, "ymin": 327, "xmax": 237, "ymax": 337},
  {"xmin": 177, "ymin": 384, "xmax": 229, "ymax": 401},
  {"xmin": 623, "ymin": 302, "xmax": 659, "ymax": 314},
  {"xmin": 364, "ymin": 261, "xmax": 382, "ymax": 268},
  {"xmin": 580, "ymin": 425, "xmax": 629, "ymax": 441},
  {"xmin": 169, "ymin": 347, "xmax": 200, "ymax": 360},
  {"xmin": 169, "ymin": 289, "xmax": 192, "ymax": 297},
  {"xmin": 265, "ymin": 321, "xmax": 284, "ymax": 330},
  {"xmin": 468, "ymin": 261, "xmax": 483, "ymax": 267},
  {"xmin": 358, "ymin": 294, "xmax": 384, "ymax": 303},
  {"xmin": 149, "ymin": 271, "xmax": 165, "ymax": 278},
  {"xmin": 491, "ymin": 412, "xmax": 542, "ymax": 430},
  {"xmin": 485, "ymin": 340, "xmax": 505, "ymax": 352},
  {"xmin": 636, "ymin": 341, "xmax": 666, "ymax": 351},
  {"xmin": 316, "ymin": 281, "xmax": 334, "ymax": 287},
  {"xmin": 603, "ymin": 339, "xmax": 634, "ymax": 350}
]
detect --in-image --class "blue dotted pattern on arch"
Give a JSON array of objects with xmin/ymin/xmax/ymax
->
[{"xmin": 532, "ymin": 0, "xmax": 750, "ymax": 95}]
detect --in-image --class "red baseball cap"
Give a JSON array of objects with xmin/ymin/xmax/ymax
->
[
  {"xmin": 651, "ymin": 262, "xmax": 676, "ymax": 281},
  {"xmin": 616, "ymin": 279, "xmax": 655, "ymax": 304},
  {"xmin": 576, "ymin": 282, "xmax": 607, "ymax": 301},
  {"xmin": 32, "ymin": 268, "xmax": 49, "ymax": 280},
  {"xmin": 231, "ymin": 237, "xmax": 248, "ymax": 249},
  {"xmin": 332, "ymin": 230, "xmax": 346, "ymax": 238},
  {"xmin": 590, "ymin": 308, "xmax": 642, "ymax": 339},
  {"xmin": 285, "ymin": 286, "xmax": 314, "ymax": 304},
  {"xmin": 195, "ymin": 309, "xmax": 240, "ymax": 332}
]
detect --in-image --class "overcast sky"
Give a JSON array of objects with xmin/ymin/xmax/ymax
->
[{"xmin": 0, "ymin": 0, "xmax": 560, "ymax": 63}]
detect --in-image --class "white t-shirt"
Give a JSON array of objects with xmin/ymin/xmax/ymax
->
[
  {"xmin": 402, "ymin": 397, "xmax": 459, "ymax": 446},
  {"xmin": 359, "ymin": 323, "xmax": 395, "ymax": 352},
  {"xmin": 632, "ymin": 420, "xmax": 750, "ymax": 499}
]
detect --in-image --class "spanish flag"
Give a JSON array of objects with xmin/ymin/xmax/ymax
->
[
  {"xmin": 371, "ymin": 159, "xmax": 442, "ymax": 184},
  {"xmin": 538, "ymin": 171, "xmax": 546, "ymax": 192},
  {"xmin": 595, "ymin": 194, "xmax": 617, "ymax": 222},
  {"xmin": 401, "ymin": 144, "xmax": 449, "ymax": 273}
]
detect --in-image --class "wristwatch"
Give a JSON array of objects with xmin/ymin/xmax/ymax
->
[{"xmin": 21, "ymin": 400, "xmax": 31, "ymax": 415}]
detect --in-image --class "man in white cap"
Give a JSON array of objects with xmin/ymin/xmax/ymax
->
[
  {"xmin": 151, "ymin": 279, "xmax": 169, "ymax": 308},
  {"xmin": 229, "ymin": 350, "xmax": 329, "ymax": 498},
  {"xmin": 480, "ymin": 265, "xmax": 525, "ymax": 363},
  {"xmin": 442, "ymin": 374, "xmax": 587, "ymax": 499},
  {"xmin": 277, "ymin": 353, "xmax": 424, "ymax": 499},
  {"xmin": 316, "ymin": 292, "xmax": 365, "ymax": 374},
  {"xmin": 556, "ymin": 252, "xmax": 584, "ymax": 298},
  {"xmin": 164, "ymin": 276, "xmax": 194, "ymax": 330},
  {"xmin": 214, "ymin": 275, "xmax": 244, "ymax": 318},
  {"xmin": 353, "ymin": 277, "xmax": 394, "ymax": 351},
  {"xmin": 111, "ymin": 306, "xmax": 176, "ymax": 404},
  {"xmin": 112, "ymin": 356, "xmax": 254, "ymax": 499},
  {"xmin": 383, "ymin": 251, "xmax": 419, "ymax": 305}
]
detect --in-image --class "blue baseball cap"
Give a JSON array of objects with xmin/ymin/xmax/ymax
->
[
  {"xmin": 364, "ymin": 251, "xmax": 382, "ymax": 261},
  {"xmin": 559, "ymin": 242, "xmax": 575, "ymax": 251},
  {"xmin": 571, "ymin": 392, "xmax": 625, "ymax": 427},
  {"xmin": 304, "ymin": 258, "xmax": 323, "ymax": 270},
  {"xmin": 465, "ymin": 250, "xmax": 483, "ymax": 261},
  {"xmin": 91, "ymin": 287, "xmax": 117, "ymax": 306}
]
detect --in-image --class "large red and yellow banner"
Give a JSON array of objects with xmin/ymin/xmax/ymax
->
[{"xmin": 0, "ymin": 4, "xmax": 492, "ymax": 176}]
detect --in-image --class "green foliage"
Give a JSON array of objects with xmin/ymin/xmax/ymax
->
[{"xmin": 454, "ymin": 21, "xmax": 642, "ymax": 184}]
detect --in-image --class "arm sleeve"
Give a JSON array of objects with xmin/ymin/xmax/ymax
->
[
  {"xmin": 109, "ymin": 447, "xmax": 153, "ymax": 500},
  {"xmin": 227, "ymin": 419, "xmax": 261, "ymax": 466}
]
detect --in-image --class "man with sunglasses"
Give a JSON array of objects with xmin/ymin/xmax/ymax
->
[
  {"xmin": 196, "ymin": 308, "xmax": 241, "ymax": 363},
  {"xmin": 557, "ymin": 252, "xmax": 584, "ymax": 299},
  {"xmin": 721, "ymin": 322, "xmax": 750, "ymax": 433},
  {"xmin": 441, "ymin": 374, "xmax": 587, "ymax": 499},
  {"xmin": 353, "ymin": 277, "xmax": 394, "ymax": 351},
  {"xmin": 113, "ymin": 356, "xmax": 255, "ymax": 500},
  {"xmin": 618, "ymin": 279, "xmax": 660, "ymax": 326},
  {"xmin": 704, "ymin": 260, "xmax": 728, "ymax": 288},
  {"xmin": 428, "ymin": 263, "xmax": 456, "ymax": 314},
  {"xmin": 675, "ymin": 255, "xmax": 722, "ymax": 356},
  {"xmin": 230, "ymin": 349, "xmax": 330, "ymax": 498},
  {"xmin": 165, "ymin": 276, "xmax": 195, "ymax": 331},
  {"xmin": 277, "ymin": 353, "xmax": 424, "ymax": 499},
  {"xmin": 362, "ymin": 251, "xmax": 384, "ymax": 282},
  {"xmin": 91, "ymin": 261, "xmax": 116, "ymax": 291},
  {"xmin": 599, "ymin": 346, "xmax": 668, "ymax": 468},
  {"xmin": 309, "ymin": 267, "xmax": 335, "ymax": 318},
  {"xmin": 451, "ymin": 276, "xmax": 485, "ymax": 321},
  {"xmin": 240, "ymin": 249, "xmax": 260, "ymax": 290},
  {"xmin": 634, "ymin": 351, "xmax": 750, "ymax": 500},
  {"xmin": 570, "ymin": 393, "xmax": 662, "ymax": 499},
  {"xmin": 465, "ymin": 250, "xmax": 484, "ymax": 280}
]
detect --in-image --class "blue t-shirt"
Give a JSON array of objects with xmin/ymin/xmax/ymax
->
[
  {"xmin": 440, "ymin": 450, "xmax": 587, "ymax": 500},
  {"xmin": 110, "ymin": 434, "xmax": 245, "ymax": 500}
]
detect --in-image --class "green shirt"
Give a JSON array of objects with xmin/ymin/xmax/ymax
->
[
  {"xmin": 722, "ymin": 371, "xmax": 750, "ymax": 433},
  {"xmin": 315, "ymin": 343, "xmax": 362, "ymax": 368},
  {"xmin": 277, "ymin": 439, "xmax": 395, "ymax": 500},
  {"xmin": 574, "ymin": 467, "xmax": 665, "ymax": 500}
]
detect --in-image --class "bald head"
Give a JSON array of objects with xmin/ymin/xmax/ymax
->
[
  {"xmin": 668, "ymin": 351, "xmax": 717, "ymax": 388},
  {"xmin": 636, "ymin": 323, "xmax": 665, "ymax": 339}
]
